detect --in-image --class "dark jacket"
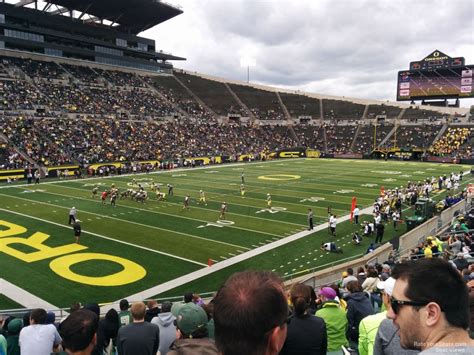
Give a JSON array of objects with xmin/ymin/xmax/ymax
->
[
  {"xmin": 469, "ymin": 286, "xmax": 474, "ymax": 339},
  {"xmin": 96, "ymin": 309, "xmax": 120, "ymax": 354},
  {"xmin": 6, "ymin": 318, "xmax": 22, "ymax": 355},
  {"xmin": 345, "ymin": 292, "xmax": 374, "ymax": 342},
  {"xmin": 168, "ymin": 338, "xmax": 219, "ymax": 355},
  {"xmin": 453, "ymin": 257, "xmax": 469, "ymax": 272},
  {"xmin": 280, "ymin": 313, "xmax": 328, "ymax": 355},
  {"xmin": 145, "ymin": 307, "xmax": 160, "ymax": 323}
]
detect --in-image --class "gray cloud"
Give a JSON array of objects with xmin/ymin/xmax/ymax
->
[{"xmin": 145, "ymin": 0, "xmax": 474, "ymax": 107}]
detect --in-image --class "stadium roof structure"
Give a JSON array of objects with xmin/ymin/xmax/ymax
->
[{"xmin": 10, "ymin": 0, "xmax": 183, "ymax": 34}]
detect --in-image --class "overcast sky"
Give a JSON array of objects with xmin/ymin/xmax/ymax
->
[{"xmin": 144, "ymin": 0, "xmax": 474, "ymax": 108}]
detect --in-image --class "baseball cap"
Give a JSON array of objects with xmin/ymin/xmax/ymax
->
[
  {"xmin": 377, "ymin": 277, "xmax": 396, "ymax": 296},
  {"xmin": 171, "ymin": 302, "xmax": 184, "ymax": 317},
  {"xmin": 175, "ymin": 303, "xmax": 208, "ymax": 337},
  {"xmin": 318, "ymin": 287, "xmax": 336, "ymax": 300}
]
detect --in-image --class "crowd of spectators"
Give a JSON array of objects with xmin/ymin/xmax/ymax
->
[
  {"xmin": 325, "ymin": 124, "xmax": 357, "ymax": 153},
  {"xmin": 353, "ymin": 124, "xmax": 394, "ymax": 153},
  {"xmin": 430, "ymin": 127, "xmax": 474, "ymax": 157},
  {"xmin": 0, "ymin": 80, "xmax": 50, "ymax": 110},
  {"xmin": 1, "ymin": 258, "xmax": 472, "ymax": 355},
  {"xmin": 3, "ymin": 57, "xmax": 66, "ymax": 81},
  {"xmin": 5, "ymin": 114, "xmax": 474, "ymax": 168},
  {"xmin": 279, "ymin": 92, "xmax": 321, "ymax": 119},
  {"xmin": 1, "ymin": 116, "xmax": 72, "ymax": 166},
  {"xmin": 0, "ymin": 145, "xmax": 28, "ymax": 170},
  {"xmin": 2, "ymin": 55, "xmax": 473, "ymax": 169},
  {"xmin": 385, "ymin": 125, "xmax": 439, "ymax": 150},
  {"xmin": 0, "ymin": 115, "xmax": 298, "ymax": 166}
]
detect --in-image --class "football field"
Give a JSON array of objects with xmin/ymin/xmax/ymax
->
[{"xmin": 0, "ymin": 158, "xmax": 471, "ymax": 309}]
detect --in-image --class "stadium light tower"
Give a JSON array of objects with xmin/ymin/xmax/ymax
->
[{"xmin": 240, "ymin": 56, "xmax": 256, "ymax": 83}]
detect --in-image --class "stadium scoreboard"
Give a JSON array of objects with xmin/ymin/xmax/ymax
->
[{"xmin": 397, "ymin": 50, "xmax": 473, "ymax": 101}]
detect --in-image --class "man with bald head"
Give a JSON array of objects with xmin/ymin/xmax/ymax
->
[
  {"xmin": 116, "ymin": 302, "xmax": 160, "ymax": 355},
  {"xmin": 213, "ymin": 270, "xmax": 289, "ymax": 355}
]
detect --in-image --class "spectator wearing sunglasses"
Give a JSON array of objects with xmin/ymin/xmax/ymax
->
[
  {"xmin": 373, "ymin": 263, "xmax": 419, "ymax": 355},
  {"xmin": 387, "ymin": 258, "xmax": 474, "ymax": 353}
]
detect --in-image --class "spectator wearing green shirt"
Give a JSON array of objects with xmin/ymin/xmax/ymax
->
[
  {"xmin": 315, "ymin": 287, "xmax": 348, "ymax": 355},
  {"xmin": 118, "ymin": 299, "xmax": 132, "ymax": 327},
  {"xmin": 0, "ymin": 334, "xmax": 6, "ymax": 355}
]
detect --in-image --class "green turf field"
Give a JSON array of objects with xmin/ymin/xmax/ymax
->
[{"xmin": 0, "ymin": 158, "xmax": 471, "ymax": 308}]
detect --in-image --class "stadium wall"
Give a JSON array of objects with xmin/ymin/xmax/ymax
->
[
  {"xmin": 288, "ymin": 243, "xmax": 393, "ymax": 290},
  {"xmin": 289, "ymin": 199, "xmax": 467, "ymax": 289},
  {"xmin": 399, "ymin": 199, "xmax": 467, "ymax": 256}
]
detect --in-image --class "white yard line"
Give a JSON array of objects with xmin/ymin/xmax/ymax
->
[
  {"xmin": 0, "ymin": 194, "xmax": 249, "ymax": 251},
  {"xmin": 0, "ymin": 278, "xmax": 64, "ymax": 315},
  {"xmin": 36, "ymin": 184, "xmax": 301, "ymax": 232},
  {"xmin": 0, "ymin": 208, "xmax": 207, "ymax": 266}
]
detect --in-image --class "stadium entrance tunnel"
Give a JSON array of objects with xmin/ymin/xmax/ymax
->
[
  {"xmin": 0, "ymin": 220, "xmax": 146, "ymax": 286},
  {"xmin": 258, "ymin": 174, "xmax": 301, "ymax": 181}
]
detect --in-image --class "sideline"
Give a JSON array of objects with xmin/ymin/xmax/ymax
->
[
  {"xmin": 0, "ymin": 278, "xmax": 65, "ymax": 316},
  {"xmin": 0, "ymin": 159, "xmax": 296, "ymax": 190}
]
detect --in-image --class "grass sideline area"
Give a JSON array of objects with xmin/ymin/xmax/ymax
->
[{"xmin": 0, "ymin": 158, "xmax": 470, "ymax": 308}]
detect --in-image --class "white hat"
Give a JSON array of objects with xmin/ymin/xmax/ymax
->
[
  {"xmin": 377, "ymin": 277, "xmax": 395, "ymax": 296},
  {"xmin": 75, "ymin": 219, "xmax": 81, "ymax": 223}
]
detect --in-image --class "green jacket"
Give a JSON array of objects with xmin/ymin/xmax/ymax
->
[
  {"xmin": 358, "ymin": 311, "xmax": 387, "ymax": 355},
  {"xmin": 315, "ymin": 301, "xmax": 348, "ymax": 351},
  {"xmin": 0, "ymin": 334, "xmax": 6, "ymax": 355}
]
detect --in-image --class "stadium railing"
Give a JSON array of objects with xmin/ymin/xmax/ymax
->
[{"xmin": 286, "ymin": 242, "xmax": 393, "ymax": 290}]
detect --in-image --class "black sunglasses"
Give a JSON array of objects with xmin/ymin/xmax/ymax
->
[{"xmin": 390, "ymin": 296, "xmax": 429, "ymax": 314}]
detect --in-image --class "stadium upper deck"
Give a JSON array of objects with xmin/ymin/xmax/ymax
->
[{"xmin": 0, "ymin": 0, "xmax": 185, "ymax": 71}]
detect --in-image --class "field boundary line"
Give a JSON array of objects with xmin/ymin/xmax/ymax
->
[
  {"xmin": 0, "ymin": 278, "xmax": 64, "ymax": 315},
  {"xmin": 0, "ymin": 208, "xmax": 208, "ymax": 266},
  {"xmin": 0, "ymin": 158, "xmax": 298, "ymax": 190}
]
